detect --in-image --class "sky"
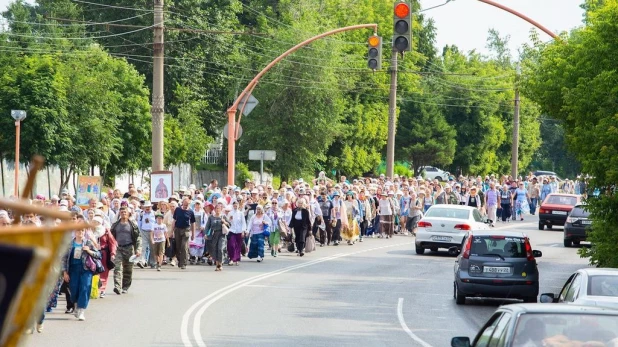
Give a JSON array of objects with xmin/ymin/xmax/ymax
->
[
  {"xmin": 418, "ymin": 0, "xmax": 585, "ymax": 56},
  {"xmin": 1, "ymin": 0, "xmax": 585, "ymax": 56}
]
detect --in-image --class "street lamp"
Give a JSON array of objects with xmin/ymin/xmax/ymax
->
[{"xmin": 11, "ymin": 110, "xmax": 27, "ymax": 196}]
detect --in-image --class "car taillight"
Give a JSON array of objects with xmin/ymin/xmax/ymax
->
[
  {"xmin": 462, "ymin": 235, "xmax": 473, "ymax": 259},
  {"xmin": 539, "ymin": 208, "xmax": 548, "ymax": 214},
  {"xmin": 525, "ymin": 238, "xmax": 535, "ymax": 261},
  {"xmin": 454, "ymin": 224, "xmax": 472, "ymax": 231},
  {"xmin": 566, "ymin": 217, "xmax": 578, "ymax": 224},
  {"xmin": 418, "ymin": 221, "xmax": 432, "ymax": 228},
  {"xmin": 490, "ymin": 235, "xmax": 506, "ymax": 240}
]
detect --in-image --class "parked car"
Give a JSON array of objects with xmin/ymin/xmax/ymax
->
[
  {"xmin": 533, "ymin": 170, "xmax": 563, "ymax": 181},
  {"xmin": 415, "ymin": 205, "xmax": 489, "ymax": 255},
  {"xmin": 540, "ymin": 268, "xmax": 618, "ymax": 310},
  {"xmin": 418, "ymin": 166, "xmax": 450, "ymax": 181},
  {"xmin": 564, "ymin": 204, "xmax": 592, "ymax": 247},
  {"xmin": 538, "ymin": 193, "xmax": 581, "ymax": 230},
  {"xmin": 453, "ymin": 231, "xmax": 542, "ymax": 305},
  {"xmin": 450, "ymin": 304, "xmax": 618, "ymax": 347}
]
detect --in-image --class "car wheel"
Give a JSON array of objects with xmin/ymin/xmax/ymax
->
[
  {"xmin": 415, "ymin": 246, "xmax": 425, "ymax": 255},
  {"xmin": 430, "ymin": 247, "xmax": 438, "ymax": 252},
  {"xmin": 547, "ymin": 224, "xmax": 553, "ymax": 230},
  {"xmin": 564, "ymin": 239, "xmax": 573, "ymax": 247},
  {"xmin": 538, "ymin": 222, "xmax": 545, "ymax": 230},
  {"xmin": 436, "ymin": 176, "xmax": 443, "ymax": 182},
  {"xmin": 523, "ymin": 296, "xmax": 538, "ymax": 303},
  {"xmin": 454, "ymin": 282, "xmax": 466, "ymax": 305},
  {"xmin": 573, "ymin": 240, "xmax": 581, "ymax": 246}
]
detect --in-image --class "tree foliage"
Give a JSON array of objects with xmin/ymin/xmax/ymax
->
[{"xmin": 522, "ymin": 0, "xmax": 618, "ymax": 266}]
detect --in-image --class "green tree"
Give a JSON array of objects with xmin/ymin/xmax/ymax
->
[{"xmin": 522, "ymin": 0, "xmax": 618, "ymax": 266}]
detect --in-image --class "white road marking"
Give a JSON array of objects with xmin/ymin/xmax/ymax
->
[
  {"xmin": 181, "ymin": 241, "xmax": 414, "ymax": 347},
  {"xmin": 397, "ymin": 298, "xmax": 434, "ymax": 347}
]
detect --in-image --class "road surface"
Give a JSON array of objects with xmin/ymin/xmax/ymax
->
[{"xmin": 25, "ymin": 215, "xmax": 589, "ymax": 347}]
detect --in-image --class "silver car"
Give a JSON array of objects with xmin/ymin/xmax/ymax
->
[
  {"xmin": 415, "ymin": 205, "xmax": 489, "ymax": 255},
  {"xmin": 540, "ymin": 268, "xmax": 618, "ymax": 309}
]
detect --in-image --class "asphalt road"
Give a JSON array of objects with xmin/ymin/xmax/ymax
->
[{"xmin": 25, "ymin": 214, "xmax": 589, "ymax": 347}]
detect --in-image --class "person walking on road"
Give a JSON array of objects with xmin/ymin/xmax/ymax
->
[
  {"xmin": 227, "ymin": 200, "xmax": 246, "ymax": 266},
  {"xmin": 62, "ymin": 228, "xmax": 101, "ymax": 321},
  {"xmin": 138, "ymin": 201, "xmax": 156, "ymax": 269},
  {"xmin": 247, "ymin": 205, "xmax": 271, "ymax": 262},
  {"xmin": 204, "ymin": 203, "xmax": 230, "ymax": 271},
  {"xmin": 498, "ymin": 184, "xmax": 513, "ymax": 222},
  {"xmin": 514, "ymin": 182, "xmax": 531, "ymax": 221},
  {"xmin": 485, "ymin": 182, "xmax": 499, "ymax": 226},
  {"xmin": 173, "ymin": 198, "xmax": 196, "ymax": 270},
  {"xmin": 289, "ymin": 198, "xmax": 312, "ymax": 256},
  {"xmin": 110, "ymin": 207, "xmax": 141, "ymax": 294}
]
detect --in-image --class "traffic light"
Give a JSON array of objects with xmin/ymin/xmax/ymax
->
[
  {"xmin": 393, "ymin": 1, "xmax": 411, "ymax": 52},
  {"xmin": 367, "ymin": 35, "xmax": 382, "ymax": 70}
]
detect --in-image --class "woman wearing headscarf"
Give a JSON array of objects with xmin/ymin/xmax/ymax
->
[
  {"xmin": 266, "ymin": 198, "xmax": 282, "ymax": 257},
  {"xmin": 164, "ymin": 200, "xmax": 178, "ymax": 266},
  {"xmin": 342, "ymin": 192, "xmax": 360, "ymax": 245},
  {"xmin": 227, "ymin": 199, "xmax": 246, "ymax": 266},
  {"xmin": 330, "ymin": 191, "xmax": 343, "ymax": 245},
  {"xmin": 247, "ymin": 205, "xmax": 272, "ymax": 262},
  {"xmin": 289, "ymin": 198, "xmax": 312, "ymax": 256},
  {"xmin": 203, "ymin": 203, "xmax": 230, "ymax": 271},
  {"xmin": 97, "ymin": 217, "xmax": 117, "ymax": 298},
  {"xmin": 62, "ymin": 227, "xmax": 100, "ymax": 321}
]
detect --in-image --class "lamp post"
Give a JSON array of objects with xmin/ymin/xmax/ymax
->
[{"xmin": 11, "ymin": 110, "xmax": 27, "ymax": 196}]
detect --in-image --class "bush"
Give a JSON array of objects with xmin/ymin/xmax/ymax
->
[
  {"xmin": 235, "ymin": 162, "xmax": 252, "ymax": 187},
  {"xmin": 376, "ymin": 161, "xmax": 413, "ymax": 178}
]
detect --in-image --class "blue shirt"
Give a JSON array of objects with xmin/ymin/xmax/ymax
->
[{"xmin": 173, "ymin": 207, "xmax": 196, "ymax": 229}]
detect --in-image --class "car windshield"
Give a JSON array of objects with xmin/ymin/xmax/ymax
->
[
  {"xmin": 470, "ymin": 236, "xmax": 526, "ymax": 258},
  {"xmin": 571, "ymin": 206, "xmax": 591, "ymax": 218},
  {"xmin": 424, "ymin": 208, "xmax": 469, "ymax": 220},
  {"xmin": 546, "ymin": 195, "xmax": 578, "ymax": 206},
  {"xmin": 588, "ymin": 275, "xmax": 618, "ymax": 297},
  {"xmin": 513, "ymin": 313, "xmax": 618, "ymax": 346}
]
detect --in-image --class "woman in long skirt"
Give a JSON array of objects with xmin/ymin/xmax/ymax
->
[
  {"xmin": 247, "ymin": 205, "xmax": 272, "ymax": 262},
  {"xmin": 227, "ymin": 200, "xmax": 246, "ymax": 266},
  {"xmin": 98, "ymin": 225, "xmax": 117, "ymax": 298},
  {"xmin": 266, "ymin": 199, "xmax": 282, "ymax": 257},
  {"xmin": 62, "ymin": 228, "xmax": 100, "ymax": 321},
  {"xmin": 203, "ymin": 203, "xmax": 230, "ymax": 271},
  {"xmin": 342, "ymin": 192, "xmax": 360, "ymax": 245}
]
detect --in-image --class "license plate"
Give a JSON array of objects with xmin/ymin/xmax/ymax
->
[
  {"xmin": 484, "ymin": 266, "xmax": 511, "ymax": 274},
  {"xmin": 432, "ymin": 236, "xmax": 452, "ymax": 242},
  {"xmin": 552, "ymin": 211, "xmax": 567, "ymax": 215},
  {"xmin": 582, "ymin": 220, "xmax": 592, "ymax": 225}
]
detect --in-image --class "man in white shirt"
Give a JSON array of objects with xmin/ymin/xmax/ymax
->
[{"xmin": 138, "ymin": 201, "xmax": 156, "ymax": 268}]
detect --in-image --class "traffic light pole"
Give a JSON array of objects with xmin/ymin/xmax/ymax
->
[
  {"xmin": 386, "ymin": 49, "xmax": 398, "ymax": 180},
  {"xmin": 225, "ymin": 23, "xmax": 379, "ymax": 186}
]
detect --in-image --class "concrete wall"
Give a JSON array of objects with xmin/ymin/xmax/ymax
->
[{"xmin": 0, "ymin": 160, "xmax": 271, "ymax": 198}]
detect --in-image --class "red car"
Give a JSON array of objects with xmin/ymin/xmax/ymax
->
[{"xmin": 538, "ymin": 194, "xmax": 581, "ymax": 230}]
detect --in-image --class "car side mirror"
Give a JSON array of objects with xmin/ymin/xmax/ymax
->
[
  {"xmin": 451, "ymin": 337, "xmax": 471, "ymax": 347},
  {"xmin": 448, "ymin": 246, "xmax": 461, "ymax": 256},
  {"xmin": 540, "ymin": 293, "xmax": 557, "ymax": 303},
  {"xmin": 533, "ymin": 250, "xmax": 543, "ymax": 258}
]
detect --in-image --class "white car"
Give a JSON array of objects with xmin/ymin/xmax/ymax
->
[
  {"xmin": 415, "ymin": 205, "xmax": 489, "ymax": 255},
  {"xmin": 419, "ymin": 166, "xmax": 450, "ymax": 181},
  {"xmin": 541, "ymin": 268, "xmax": 618, "ymax": 310}
]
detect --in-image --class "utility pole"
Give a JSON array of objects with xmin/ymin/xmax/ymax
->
[
  {"xmin": 511, "ymin": 83, "xmax": 520, "ymax": 179},
  {"xmin": 386, "ymin": 49, "xmax": 398, "ymax": 179},
  {"xmin": 151, "ymin": 0, "xmax": 165, "ymax": 172}
]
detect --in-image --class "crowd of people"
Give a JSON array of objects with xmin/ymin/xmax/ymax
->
[{"xmin": 0, "ymin": 170, "xmax": 578, "ymax": 334}]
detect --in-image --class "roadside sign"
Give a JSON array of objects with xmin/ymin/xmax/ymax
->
[
  {"xmin": 240, "ymin": 94, "xmax": 259, "ymax": 116},
  {"xmin": 249, "ymin": 150, "xmax": 276, "ymax": 161},
  {"xmin": 222, "ymin": 123, "xmax": 242, "ymax": 140}
]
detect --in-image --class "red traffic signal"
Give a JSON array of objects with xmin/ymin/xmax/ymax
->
[
  {"xmin": 393, "ymin": 1, "xmax": 411, "ymax": 53},
  {"xmin": 394, "ymin": 3, "xmax": 410, "ymax": 18}
]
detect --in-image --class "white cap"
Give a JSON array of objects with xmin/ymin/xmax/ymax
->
[{"xmin": 92, "ymin": 216, "xmax": 103, "ymax": 225}]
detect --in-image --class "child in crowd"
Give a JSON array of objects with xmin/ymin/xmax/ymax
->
[{"xmin": 151, "ymin": 214, "xmax": 167, "ymax": 271}]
